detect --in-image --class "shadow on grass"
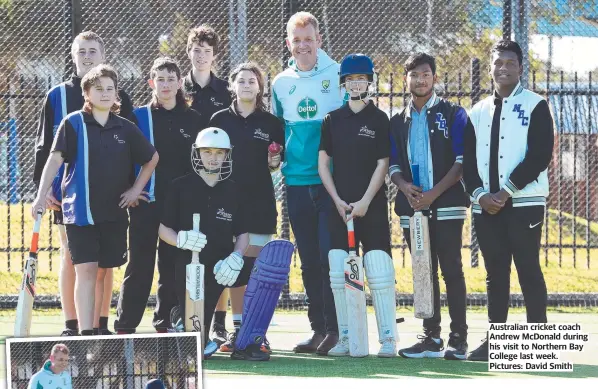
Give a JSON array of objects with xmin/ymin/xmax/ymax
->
[{"xmin": 204, "ymin": 350, "xmax": 598, "ymax": 379}]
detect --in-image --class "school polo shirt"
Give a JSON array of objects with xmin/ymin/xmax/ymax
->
[
  {"xmin": 208, "ymin": 104, "xmax": 284, "ymax": 234},
  {"xmin": 183, "ymin": 72, "xmax": 232, "ymax": 129},
  {"xmin": 130, "ymin": 104, "xmax": 203, "ymax": 204},
  {"xmin": 33, "ymin": 75, "xmax": 133, "ymax": 185},
  {"xmin": 319, "ymin": 102, "xmax": 391, "ymax": 203},
  {"xmin": 161, "ymin": 173, "xmax": 248, "ymax": 265},
  {"xmin": 51, "ymin": 111, "xmax": 156, "ymax": 224}
]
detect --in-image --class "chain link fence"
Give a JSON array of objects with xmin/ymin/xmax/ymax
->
[
  {"xmin": 6, "ymin": 333, "xmax": 200, "ymax": 388},
  {"xmin": 1, "ymin": 0, "xmax": 597, "ymax": 309}
]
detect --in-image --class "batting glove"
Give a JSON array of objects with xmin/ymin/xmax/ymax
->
[
  {"xmin": 176, "ymin": 230, "xmax": 207, "ymax": 252},
  {"xmin": 214, "ymin": 252, "xmax": 244, "ymax": 286}
]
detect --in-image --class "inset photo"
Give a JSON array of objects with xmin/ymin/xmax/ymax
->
[{"xmin": 5, "ymin": 333, "xmax": 201, "ymax": 389}]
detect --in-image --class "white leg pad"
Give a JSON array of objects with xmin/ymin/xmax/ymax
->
[
  {"xmin": 364, "ymin": 250, "xmax": 398, "ymax": 343},
  {"xmin": 329, "ymin": 250, "xmax": 349, "ymax": 340}
]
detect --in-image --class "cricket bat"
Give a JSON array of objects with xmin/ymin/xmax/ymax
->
[
  {"xmin": 14, "ymin": 211, "xmax": 43, "ymax": 337},
  {"xmin": 185, "ymin": 214, "xmax": 205, "ymax": 350},
  {"xmin": 409, "ymin": 165, "xmax": 434, "ymax": 319},
  {"xmin": 344, "ymin": 212, "xmax": 369, "ymax": 357}
]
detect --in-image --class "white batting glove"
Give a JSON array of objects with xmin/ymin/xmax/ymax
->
[
  {"xmin": 213, "ymin": 252, "xmax": 244, "ymax": 286},
  {"xmin": 176, "ymin": 230, "xmax": 207, "ymax": 252}
]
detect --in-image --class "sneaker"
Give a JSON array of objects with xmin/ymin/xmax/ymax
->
[
  {"xmin": 377, "ymin": 338, "xmax": 397, "ymax": 358},
  {"xmin": 467, "ymin": 338, "xmax": 489, "ymax": 361},
  {"xmin": 327, "ymin": 336, "xmax": 349, "ymax": 357},
  {"xmin": 204, "ymin": 341, "xmax": 219, "ymax": 359},
  {"xmin": 260, "ymin": 337, "xmax": 271, "ymax": 354},
  {"xmin": 211, "ymin": 323, "xmax": 229, "ymax": 347},
  {"xmin": 97, "ymin": 328, "xmax": 114, "ymax": 336},
  {"xmin": 231, "ymin": 344, "xmax": 270, "ymax": 361},
  {"xmin": 61, "ymin": 329, "xmax": 79, "ymax": 336},
  {"xmin": 220, "ymin": 329, "xmax": 238, "ymax": 353},
  {"xmin": 398, "ymin": 334, "xmax": 444, "ymax": 358},
  {"xmin": 444, "ymin": 333, "xmax": 468, "ymax": 360}
]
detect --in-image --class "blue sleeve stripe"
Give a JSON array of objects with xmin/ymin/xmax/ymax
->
[{"xmin": 450, "ymin": 107, "xmax": 466, "ymax": 157}]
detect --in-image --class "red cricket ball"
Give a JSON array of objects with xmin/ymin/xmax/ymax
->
[{"xmin": 268, "ymin": 142, "xmax": 282, "ymax": 155}]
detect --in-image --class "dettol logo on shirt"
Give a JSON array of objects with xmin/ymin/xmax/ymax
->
[{"xmin": 297, "ymin": 97, "xmax": 318, "ymax": 119}]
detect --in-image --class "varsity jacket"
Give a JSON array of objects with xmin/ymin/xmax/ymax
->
[
  {"xmin": 463, "ymin": 83, "xmax": 554, "ymax": 213},
  {"xmin": 389, "ymin": 97, "xmax": 471, "ymax": 228},
  {"xmin": 271, "ymin": 49, "xmax": 344, "ymax": 186}
]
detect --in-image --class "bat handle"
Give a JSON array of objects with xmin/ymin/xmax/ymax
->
[
  {"xmin": 411, "ymin": 164, "xmax": 420, "ymax": 187},
  {"xmin": 192, "ymin": 213, "xmax": 200, "ymax": 263},
  {"xmin": 346, "ymin": 211, "xmax": 356, "ymax": 251},
  {"xmin": 33, "ymin": 211, "xmax": 43, "ymax": 233}
]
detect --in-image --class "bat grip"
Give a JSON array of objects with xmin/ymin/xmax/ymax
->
[
  {"xmin": 411, "ymin": 164, "xmax": 420, "ymax": 187},
  {"xmin": 346, "ymin": 211, "xmax": 356, "ymax": 250},
  {"xmin": 192, "ymin": 213, "xmax": 200, "ymax": 263},
  {"xmin": 32, "ymin": 212, "xmax": 43, "ymax": 234}
]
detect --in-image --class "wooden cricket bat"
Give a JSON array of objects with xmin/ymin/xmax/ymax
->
[
  {"xmin": 344, "ymin": 212, "xmax": 369, "ymax": 357},
  {"xmin": 185, "ymin": 214, "xmax": 205, "ymax": 350},
  {"xmin": 14, "ymin": 211, "xmax": 43, "ymax": 337},
  {"xmin": 409, "ymin": 165, "xmax": 434, "ymax": 319}
]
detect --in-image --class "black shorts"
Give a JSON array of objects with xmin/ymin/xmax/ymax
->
[
  {"xmin": 53, "ymin": 210, "xmax": 63, "ymax": 225},
  {"xmin": 65, "ymin": 220, "xmax": 129, "ymax": 268},
  {"xmin": 329, "ymin": 195, "xmax": 391, "ymax": 255}
]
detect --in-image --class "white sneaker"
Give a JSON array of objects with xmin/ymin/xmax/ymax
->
[
  {"xmin": 327, "ymin": 336, "xmax": 350, "ymax": 357},
  {"xmin": 377, "ymin": 338, "xmax": 397, "ymax": 358}
]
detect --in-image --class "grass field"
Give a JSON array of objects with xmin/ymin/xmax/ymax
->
[
  {"xmin": 1, "ymin": 203, "xmax": 598, "ymax": 297},
  {"xmin": 1, "ymin": 308, "xmax": 597, "ymax": 381}
]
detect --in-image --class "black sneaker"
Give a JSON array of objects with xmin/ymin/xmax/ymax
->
[
  {"xmin": 467, "ymin": 338, "xmax": 489, "ymax": 361},
  {"xmin": 211, "ymin": 322, "xmax": 229, "ymax": 347},
  {"xmin": 61, "ymin": 329, "xmax": 79, "ymax": 336},
  {"xmin": 220, "ymin": 328, "xmax": 238, "ymax": 353},
  {"xmin": 398, "ymin": 334, "xmax": 445, "ymax": 358},
  {"xmin": 444, "ymin": 333, "xmax": 468, "ymax": 360},
  {"xmin": 231, "ymin": 344, "xmax": 270, "ymax": 361}
]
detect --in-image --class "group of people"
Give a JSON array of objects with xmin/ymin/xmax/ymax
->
[{"xmin": 31, "ymin": 10, "xmax": 554, "ymax": 363}]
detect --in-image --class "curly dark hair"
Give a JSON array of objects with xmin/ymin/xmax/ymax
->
[{"xmin": 186, "ymin": 25, "xmax": 220, "ymax": 54}]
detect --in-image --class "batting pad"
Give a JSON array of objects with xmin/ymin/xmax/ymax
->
[
  {"xmin": 329, "ymin": 250, "xmax": 349, "ymax": 339},
  {"xmin": 235, "ymin": 239, "xmax": 294, "ymax": 350},
  {"xmin": 364, "ymin": 250, "xmax": 398, "ymax": 342}
]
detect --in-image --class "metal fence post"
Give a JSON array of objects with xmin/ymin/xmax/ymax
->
[
  {"xmin": 470, "ymin": 58, "xmax": 481, "ymax": 268},
  {"xmin": 503, "ymin": 0, "xmax": 512, "ymax": 40}
]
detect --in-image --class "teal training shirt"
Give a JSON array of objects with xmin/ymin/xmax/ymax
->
[{"xmin": 271, "ymin": 49, "xmax": 344, "ymax": 186}]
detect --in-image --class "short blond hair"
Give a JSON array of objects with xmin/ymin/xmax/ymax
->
[
  {"xmin": 72, "ymin": 31, "xmax": 105, "ymax": 56},
  {"xmin": 51, "ymin": 344, "xmax": 69, "ymax": 356},
  {"xmin": 286, "ymin": 12, "xmax": 319, "ymax": 36}
]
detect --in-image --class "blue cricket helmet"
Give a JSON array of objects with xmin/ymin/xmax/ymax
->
[{"xmin": 339, "ymin": 53, "xmax": 375, "ymax": 84}]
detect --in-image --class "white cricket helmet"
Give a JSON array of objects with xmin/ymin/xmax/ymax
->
[{"xmin": 191, "ymin": 127, "xmax": 233, "ymax": 181}]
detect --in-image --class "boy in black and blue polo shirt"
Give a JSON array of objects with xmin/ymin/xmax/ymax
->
[{"xmin": 32, "ymin": 64, "xmax": 158, "ymax": 336}]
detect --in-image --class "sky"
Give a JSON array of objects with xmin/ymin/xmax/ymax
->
[{"xmin": 531, "ymin": 35, "xmax": 598, "ymax": 73}]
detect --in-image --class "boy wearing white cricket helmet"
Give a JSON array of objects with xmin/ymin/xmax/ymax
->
[{"xmin": 159, "ymin": 127, "xmax": 264, "ymax": 359}]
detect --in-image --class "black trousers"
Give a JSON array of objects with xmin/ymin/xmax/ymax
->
[
  {"xmin": 474, "ymin": 205, "xmax": 547, "ymax": 323},
  {"xmin": 114, "ymin": 202, "xmax": 178, "ymax": 332},
  {"xmin": 329, "ymin": 195, "xmax": 391, "ymax": 255},
  {"xmin": 174, "ymin": 256, "xmax": 256, "ymax": 345},
  {"xmin": 403, "ymin": 217, "xmax": 468, "ymax": 338}
]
